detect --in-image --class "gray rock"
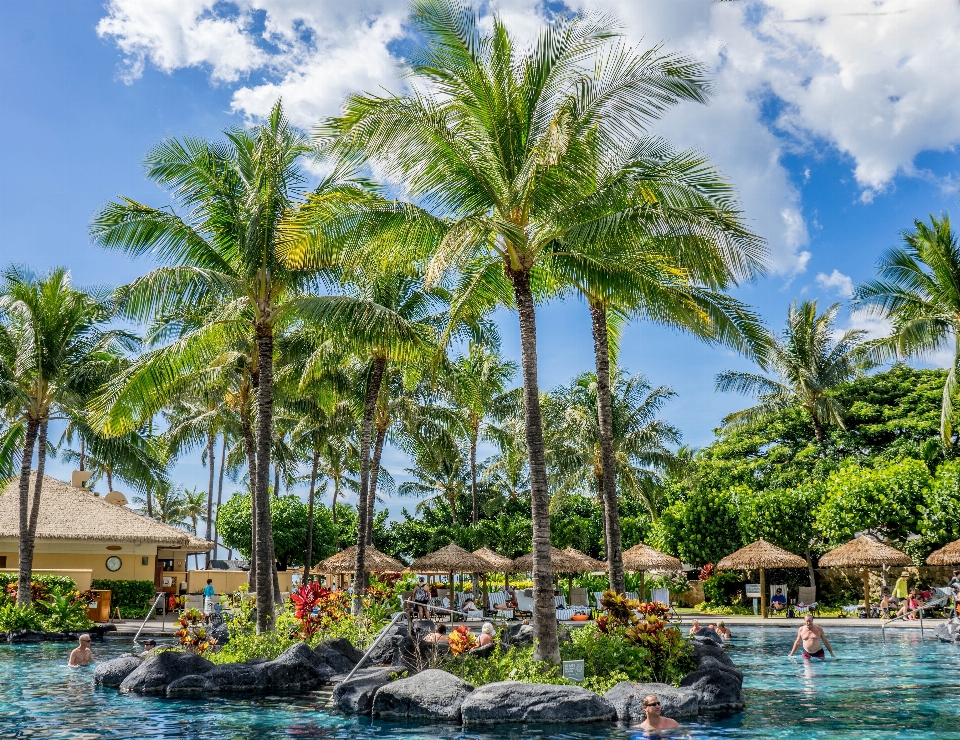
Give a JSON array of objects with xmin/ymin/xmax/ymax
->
[
  {"xmin": 691, "ymin": 640, "xmax": 735, "ymax": 667},
  {"xmin": 603, "ymin": 681, "xmax": 698, "ymax": 722},
  {"xmin": 333, "ymin": 668, "xmax": 394, "ymax": 715},
  {"xmin": 165, "ymin": 673, "xmax": 209, "ymax": 697},
  {"xmin": 120, "ymin": 651, "xmax": 214, "ymax": 695},
  {"xmin": 94, "ymin": 655, "xmax": 143, "ymax": 688},
  {"xmin": 502, "ymin": 624, "xmax": 534, "ymax": 648},
  {"xmin": 697, "ymin": 654, "xmax": 743, "ymax": 681},
  {"xmin": 315, "ymin": 643, "xmax": 358, "ymax": 675},
  {"xmin": 691, "ymin": 627, "xmax": 724, "ymax": 646},
  {"xmin": 679, "ymin": 667, "xmax": 744, "ymax": 715},
  {"xmin": 316, "ymin": 637, "xmax": 364, "ymax": 665},
  {"xmin": 466, "ymin": 642, "xmax": 496, "ymax": 658},
  {"xmin": 412, "ymin": 619, "xmax": 436, "ymax": 636},
  {"xmin": 255, "ymin": 642, "xmax": 331, "ymax": 692},
  {"xmin": 460, "ymin": 681, "xmax": 616, "ymax": 725},
  {"xmin": 210, "ymin": 622, "xmax": 229, "ymax": 647},
  {"xmin": 371, "ymin": 669, "xmax": 473, "ymax": 722},
  {"xmin": 198, "ymin": 662, "xmax": 265, "ymax": 693},
  {"xmin": 367, "ymin": 623, "xmax": 407, "ymax": 665},
  {"xmin": 935, "ymin": 619, "xmax": 959, "ymax": 644}
]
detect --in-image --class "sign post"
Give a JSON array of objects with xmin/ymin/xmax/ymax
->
[
  {"xmin": 746, "ymin": 583, "xmax": 761, "ymax": 615},
  {"xmin": 561, "ymin": 659, "xmax": 584, "ymax": 683}
]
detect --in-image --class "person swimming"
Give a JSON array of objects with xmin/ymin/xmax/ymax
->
[
  {"xmin": 788, "ymin": 614, "xmax": 836, "ymax": 659},
  {"xmin": 632, "ymin": 694, "xmax": 680, "ymax": 733},
  {"xmin": 68, "ymin": 634, "xmax": 94, "ymax": 667}
]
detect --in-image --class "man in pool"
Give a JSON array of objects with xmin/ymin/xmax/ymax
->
[
  {"xmin": 788, "ymin": 614, "xmax": 836, "ymax": 660},
  {"xmin": 633, "ymin": 694, "xmax": 680, "ymax": 732},
  {"xmin": 68, "ymin": 634, "xmax": 95, "ymax": 667}
]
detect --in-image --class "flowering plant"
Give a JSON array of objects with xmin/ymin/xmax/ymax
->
[
  {"xmin": 698, "ymin": 563, "xmax": 715, "ymax": 580},
  {"xmin": 289, "ymin": 582, "xmax": 348, "ymax": 639},
  {"xmin": 175, "ymin": 608, "xmax": 217, "ymax": 654},
  {"xmin": 448, "ymin": 625, "xmax": 478, "ymax": 656}
]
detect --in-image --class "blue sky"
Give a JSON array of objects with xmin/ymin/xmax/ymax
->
[{"xmin": 2, "ymin": 1, "xmax": 960, "ymax": 528}]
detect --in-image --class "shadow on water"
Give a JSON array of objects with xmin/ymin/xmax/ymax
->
[{"xmin": 1, "ymin": 627, "xmax": 957, "ymax": 739}]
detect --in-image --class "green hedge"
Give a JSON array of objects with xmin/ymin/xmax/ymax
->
[{"xmin": 91, "ymin": 579, "xmax": 156, "ymax": 619}]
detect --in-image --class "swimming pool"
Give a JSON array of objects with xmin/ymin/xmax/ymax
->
[{"xmin": 0, "ymin": 627, "xmax": 957, "ymax": 739}]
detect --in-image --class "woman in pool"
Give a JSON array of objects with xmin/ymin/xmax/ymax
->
[
  {"xmin": 715, "ymin": 621, "xmax": 731, "ymax": 641},
  {"xmin": 687, "ymin": 619, "xmax": 701, "ymax": 636}
]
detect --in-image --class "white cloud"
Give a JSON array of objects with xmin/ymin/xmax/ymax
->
[
  {"xmin": 97, "ymin": 0, "xmax": 960, "ymax": 276},
  {"xmin": 815, "ymin": 269, "xmax": 854, "ymax": 298}
]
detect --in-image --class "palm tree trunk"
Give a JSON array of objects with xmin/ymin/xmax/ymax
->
[
  {"xmin": 366, "ymin": 423, "xmax": 386, "ymax": 547},
  {"xmin": 214, "ymin": 435, "xmax": 226, "ymax": 558},
  {"xmin": 78, "ymin": 437, "xmax": 85, "ymax": 473},
  {"xmin": 508, "ymin": 267, "xmax": 559, "ymax": 663},
  {"xmin": 254, "ymin": 323, "xmax": 277, "ymax": 632},
  {"xmin": 590, "ymin": 301, "xmax": 626, "ymax": 594},
  {"xmin": 805, "ymin": 546, "xmax": 817, "ymax": 589},
  {"xmin": 274, "ymin": 465, "xmax": 280, "ymax": 497},
  {"xmin": 16, "ymin": 418, "xmax": 40, "ymax": 607},
  {"xmin": 242, "ymin": 408, "xmax": 258, "ymax": 591},
  {"xmin": 305, "ymin": 449, "xmax": 320, "ymax": 582},
  {"xmin": 353, "ymin": 355, "xmax": 387, "ymax": 614},
  {"xmin": 470, "ymin": 432, "xmax": 478, "ymax": 525},
  {"xmin": 105, "ymin": 466, "xmax": 113, "ymax": 494},
  {"xmin": 332, "ymin": 473, "xmax": 340, "ymax": 547},
  {"xmin": 205, "ymin": 431, "xmax": 215, "ymax": 569}
]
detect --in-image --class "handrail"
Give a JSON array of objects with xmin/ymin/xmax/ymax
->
[
  {"xmin": 133, "ymin": 593, "xmax": 166, "ymax": 645},
  {"xmin": 881, "ymin": 593, "xmax": 953, "ymax": 641}
]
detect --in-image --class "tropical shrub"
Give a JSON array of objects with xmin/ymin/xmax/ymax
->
[
  {"xmin": 0, "ymin": 603, "xmax": 44, "ymax": 631},
  {"xmin": 289, "ymin": 583, "xmax": 349, "ymax": 640},
  {"xmin": 448, "ymin": 625, "xmax": 478, "ymax": 656},
  {"xmin": 91, "ymin": 579, "xmax": 155, "ymax": 619},
  {"xmin": 175, "ymin": 608, "xmax": 217, "ymax": 654},
  {"xmin": 702, "ymin": 572, "xmax": 743, "ymax": 606},
  {"xmin": 39, "ymin": 590, "xmax": 95, "ymax": 631},
  {"xmin": 444, "ymin": 641, "xmax": 569, "ymax": 686},
  {"xmin": 0, "ymin": 574, "xmax": 76, "ymax": 595},
  {"xmin": 654, "ymin": 488, "xmax": 743, "ymax": 566}
]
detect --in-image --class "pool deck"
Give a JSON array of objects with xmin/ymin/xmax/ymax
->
[{"xmin": 102, "ymin": 613, "xmax": 951, "ymax": 637}]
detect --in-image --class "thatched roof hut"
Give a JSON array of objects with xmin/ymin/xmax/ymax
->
[
  {"xmin": 512, "ymin": 546, "xmax": 591, "ymax": 573},
  {"xmin": 717, "ymin": 539, "xmax": 808, "ymax": 570},
  {"xmin": 407, "ymin": 543, "xmax": 491, "ymax": 574},
  {"xmin": 315, "ymin": 545, "xmax": 404, "ymax": 574},
  {"xmin": 716, "ymin": 539, "xmax": 807, "ymax": 619},
  {"xmin": 562, "ymin": 547, "xmax": 607, "ymax": 572},
  {"xmin": 622, "ymin": 543, "xmax": 682, "ymax": 572},
  {"xmin": 927, "ymin": 539, "xmax": 960, "ymax": 566},
  {"xmin": 818, "ymin": 536, "xmax": 910, "ymax": 616},
  {"xmin": 0, "ymin": 473, "xmax": 213, "ymax": 549},
  {"xmin": 473, "ymin": 547, "xmax": 514, "ymax": 572},
  {"xmin": 818, "ymin": 536, "xmax": 911, "ymax": 568}
]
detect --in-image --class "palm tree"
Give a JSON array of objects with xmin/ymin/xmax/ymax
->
[
  {"xmin": 181, "ymin": 486, "xmax": 207, "ymax": 570},
  {"xmin": 545, "ymin": 369, "xmax": 680, "ymax": 522},
  {"xmin": 398, "ymin": 423, "xmax": 470, "ymax": 523},
  {"xmin": 314, "ymin": 1, "xmax": 766, "ymax": 660},
  {"xmin": 137, "ymin": 481, "xmax": 187, "ymax": 526},
  {"xmin": 442, "ymin": 343, "xmax": 518, "ymax": 525},
  {"xmin": 854, "ymin": 214, "xmax": 960, "ymax": 442},
  {"xmin": 0, "ymin": 266, "xmax": 129, "ymax": 606},
  {"xmin": 716, "ymin": 300, "xmax": 871, "ymax": 442},
  {"xmin": 89, "ymin": 103, "xmax": 340, "ymax": 632}
]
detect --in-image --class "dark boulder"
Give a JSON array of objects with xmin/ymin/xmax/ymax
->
[
  {"xmin": 255, "ymin": 642, "xmax": 331, "ymax": 692},
  {"xmin": 210, "ymin": 622, "xmax": 229, "ymax": 647},
  {"xmin": 603, "ymin": 681, "xmax": 698, "ymax": 722},
  {"xmin": 679, "ymin": 667, "xmax": 744, "ymax": 715},
  {"xmin": 197, "ymin": 662, "xmax": 264, "ymax": 693},
  {"xmin": 120, "ymin": 651, "xmax": 213, "ymax": 695},
  {"xmin": 333, "ymin": 668, "xmax": 394, "ymax": 715},
  {"xmin": 94, "ymin": 655, "xmax": 143, "ymax": 688},
  {"xmin": 165, "ymin": 673, "xmax": 209, "ymax": 698},
  {"xmin": 690, "ymin": 641, "xmax": 743, "ymax": 680},
  {"xmin": 367, "ymin": 623, "xmax": 407, "ymax": 665},
  {"xmin": 316, "ymin": 637, "xmax": 364, "ymax": 665},
  {"xmin": 460, "ymin": 681, "xmax": 616, "ymax": 725},
  {"xmin": 691, "ymin": 627, "xmax": 724, "ymax": 646},
  {"xmin": 502, "ymin": 624, "xmax": 534, "ymax": 648},
  {"xmin": 466, "ymin": 642, "xmax": 496, "ymax": 658},
  {"xmin": 371, "ymin": 669, "xmax": 473, "ymax": 722}
]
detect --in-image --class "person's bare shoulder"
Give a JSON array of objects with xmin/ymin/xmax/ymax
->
[{"xmin": 661, "ymin": 717, "xmax": 680, "ymax": 729}]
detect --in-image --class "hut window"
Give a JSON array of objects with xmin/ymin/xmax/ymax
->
[
  {"xmin": 159, "ymin": 559, "xmax": 175, "ymax": 572},
  {"xmin": 0, "ymin": 556, "xmax": 6, "ymax": 568}
]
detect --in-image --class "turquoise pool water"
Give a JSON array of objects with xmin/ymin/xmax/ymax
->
[{"xmin": 0, "ymin": 627, "xmax": 957, "ymax": 739}]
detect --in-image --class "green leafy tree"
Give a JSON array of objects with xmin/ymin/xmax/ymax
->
[
  {"xmin": 716, "ymin": 300, "xmax": 871, "ymax": 442},
  {"xmin": 0, "ymin": 266, "xmax": 130, "ymax": 606},
  {"xmin": 921, "ymin": 459, "xmax": 960, "ymax": 547},
  {"xmin": 217, "ymin": 492, "xmax": 337, "ymax": 570},
  {"xmin": 814, "ymin": 458, "xmax": 931, "ymax": 546},
  {"xmin": 653, "ymin": 487, "xmax": 742, "ymax": 567},
  {"xmin": 854, "ymin": 213, "xmax": 960, "ymax": 442}
]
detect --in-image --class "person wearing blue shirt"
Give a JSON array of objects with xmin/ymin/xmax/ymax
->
[
  {"xmin": 203, "ymin": 579, "xmax": 216, "ymax": 616},
  {"xmin": 770, "ymin": 587, "xmax": 787, "ymax": 613}
]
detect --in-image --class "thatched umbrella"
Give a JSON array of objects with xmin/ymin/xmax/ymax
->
[
  {"xmin": 512, "ymin": 546, "xmax": 591, "ymax": 574},
  {"xmin": 927, "ymin": 539, "xmax": 960, "ymax": 566},
  {"xmin": 407, "ymin": 543, "xmax": 492, "ymax": 601},
  {"xmin": 622, "ymin": 543, "xmax": 682, "ymax": 602},
  {"xmin": 561, "ymin": 547, "xmax": 607, "ymax": 596},
  {"xmin": 473, "ymin": 547, "xmax": 515, "ymax": 601},
  {"xmin": 315, "ymin": 546, "xmax": 404, "ymax": 588},
  {"xmin": 717, "ymin": 539, "xmax": 808, "ymax": 618},
  {"xmin": 819, "ymin": 536, "xmax": 911, "ymax": 616}
]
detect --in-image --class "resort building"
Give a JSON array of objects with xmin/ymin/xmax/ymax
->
[{"xmin": 0, "ymin": 473, "xmax": 213, "ymax": 592}]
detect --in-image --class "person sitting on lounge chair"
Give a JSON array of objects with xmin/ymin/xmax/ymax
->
[{"xmin": 770, "ymin": 588, "xmax": 787, "ymax": 612}]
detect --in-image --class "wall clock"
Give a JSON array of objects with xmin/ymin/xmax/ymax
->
[{"xmin": 106, "ymin": 556, "xmax": 122, "ymax": 572}]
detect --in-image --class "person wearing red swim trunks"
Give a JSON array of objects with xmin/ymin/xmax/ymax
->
[{"xmin": 789, "ymin": 614, "xmax": 836, "ymax": 660}]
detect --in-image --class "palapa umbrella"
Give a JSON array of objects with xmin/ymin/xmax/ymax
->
[
  {"xmin": 407, "ymin": 543, "xmax": 492, "ymax": 603},
  {"xmin": 926, "ymin": 538, "xmax": 960, "ymax": 566},
  {"xmin": 818, "ymin": 536, "xmax": 910, "ymax": 617},
  {"xmin": 473, "ymin": 547, "xmax": 515, "ymax": 602},
  {"xmin": 315, "ymin": 545, "xmax": 404, "ymax": 588},
  {"xmin": 512, "ymin": 546, "xmax": 592, "ymax": 574},
  {"xmin": 562, "ymin": 547, "xmax": 607, "ymax": 596},
  {"xmin": 622, "ymin": 543, "xmax": 682, "ymax": 603},
  {"xmin": 717, "ymin": 539, "xmax": 808, "ymax": 619}
]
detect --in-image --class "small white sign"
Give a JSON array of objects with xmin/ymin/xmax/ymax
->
[
  {"xmin": 745, "ymin": 583, "xmax": 762, "ymax": 598},
  {"xmin": 561, "ymin": 660, "xmax": 585, "ymax": 683}
]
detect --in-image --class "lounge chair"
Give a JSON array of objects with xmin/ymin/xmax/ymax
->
[
  {"xmin": 769, "ymin": 584, "xmax": 788, "ymax": 615},
  {"xmin": 569, "ymin": 588, "xmax": 589, "ymax": 607},
  {"xmin": 555, "ymin": 593, "xmax": 590, "ymax": 620},
  {"xmin": 593, "ymin": 591, "xmax": 605, "ymax": 609},
  {"xmin": 487, "ymin": 590, "xmax": 514, "ymax": 619},
  {"xmin": 796, "ymin": 586, "xmax": 818, "ymax": 615}
]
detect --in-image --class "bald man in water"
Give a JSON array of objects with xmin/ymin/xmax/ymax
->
[
  {"xmin": 68, "ymin": 634, "xmax": 94, "ymax": 667},
  {"xmin": 634, "ymin": 694, "xmax": 680, "ymax": 732},
  {"xmin": 789, "ymin": 614, "xmax": 836, "ymax": 659}
]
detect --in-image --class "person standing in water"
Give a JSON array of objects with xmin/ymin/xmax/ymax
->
[
  {"xmin": 789, "ymin": 614, "xmax": 836, "ymax": 659},
  {"xmin": 634, "ymin": 694, "xmax": 680, "ymax": 732},
  {"xmin": 68, "ymin": 634, "xmax": 95, "ymax": 666}
]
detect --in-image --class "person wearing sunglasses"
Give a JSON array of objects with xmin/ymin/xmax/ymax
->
[
  {"xmin": 634, "ymin": 694, "xmax": 680, "ymax": 732},
  {"xmin": 68, "ymin": 634, "xmax": 95, "ymax": 667}
]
